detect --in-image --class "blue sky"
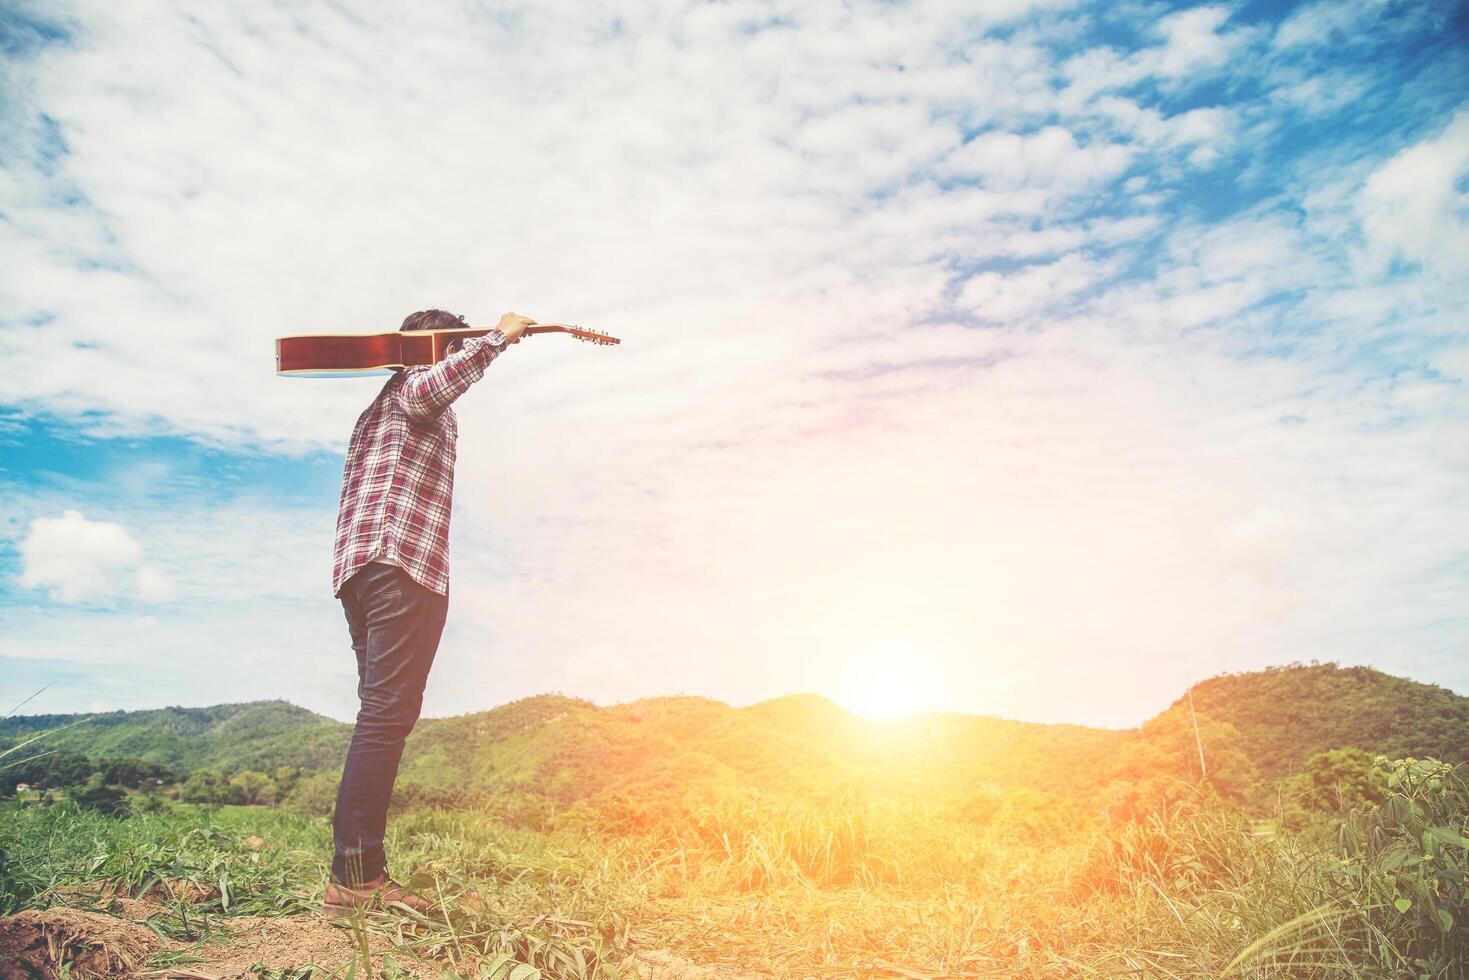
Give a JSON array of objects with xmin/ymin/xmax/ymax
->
[{"xmin": 1, "ymin": 0, "xmax": 1466, "ymax": 727}]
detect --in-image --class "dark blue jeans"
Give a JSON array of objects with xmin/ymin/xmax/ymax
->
[{"xmin": 332, "ymin": 560, "xmax": 448, "ymax": 885}]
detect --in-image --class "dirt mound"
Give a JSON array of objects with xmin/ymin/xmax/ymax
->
[{"xmin": 0, "ymin": 908, "xmax": 161, "ymax": 980}]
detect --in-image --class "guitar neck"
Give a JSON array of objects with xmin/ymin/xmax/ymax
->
[{"xmin": 456, "ymin": 323, "xmax": 619, "ymax": 346}]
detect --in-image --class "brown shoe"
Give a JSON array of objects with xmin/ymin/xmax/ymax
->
[{"xmin": 322, "ymin": 873, "xmax": 434, "ymax": 918}]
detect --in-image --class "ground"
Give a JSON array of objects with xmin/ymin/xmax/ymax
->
[{"xmin": 0, "ymin": 885, "xmax": 770, "ymax": 980}]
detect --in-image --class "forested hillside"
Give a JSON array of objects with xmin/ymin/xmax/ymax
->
[
  {"xmin": 1180, "ymin": 663, "xmax": 1469, "ymax": 780},
  {"xmin": 5, "ymin": 664, "xmax": 1465, "ymax": 820},
  {"xmin": 376, "ymin": 690, "xmax": 1147, "ymax": 824},
  {"xmin": 0, "ymin": 700, "xmax": 349, "ymax": 773}
]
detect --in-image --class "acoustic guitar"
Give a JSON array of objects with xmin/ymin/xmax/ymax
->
[{"xmin": 276, "ymin": 323, "xmax": 620, "ymax": 377}]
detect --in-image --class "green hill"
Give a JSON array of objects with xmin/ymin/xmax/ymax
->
[
  {"xmin": 5, "ymin": 664, "xmax": 1464, "ymax": 817},
  {"xmin": 1179, "ymin": 662, "xmax": 1469, "ymax": 780},
  {"xmin": 0, "ymin": 700, "xmax": 350, "ymax": 773},
  {"xmin": 388, "ymin": 691, "xmax": 1132, "ymax": 813}
]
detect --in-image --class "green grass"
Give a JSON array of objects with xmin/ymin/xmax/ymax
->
[
  {"xmin": 2, "ymin": 757, "xmax": 1465, "ymax": 979},
  {"xmin": 0, "ymin": 804, "xmax": 324, "ymax": 916}
]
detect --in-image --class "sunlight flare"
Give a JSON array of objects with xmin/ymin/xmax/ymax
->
[{"xmin": 830, "ymin": 643, "xmax": 946, "ymax": 721}]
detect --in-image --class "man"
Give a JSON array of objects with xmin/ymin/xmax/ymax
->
[{"xmin": 321, "ymin": 307, "xmax": 534, "ymax": 917}]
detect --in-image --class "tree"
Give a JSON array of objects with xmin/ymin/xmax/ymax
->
[
  {"xmin": 284, "ymin": 771, "xmax": 340, "ymax": 815},
  {"xmin": 182, "ymin": 769, "xmax": 227, "ymax": 804},
  {"xmin": 51, "ymin": 753, "xmax": 96, "ymax": 788},
  {"xmin": 72, "ymin": 773, "xmax": 130, "ymax": 817},
  {"xmin": 230, "ymin": 770, "xmax": 277, "ymax": 806},
  {"xmin": 98, "ymin": 757, "xmax": 176, "ymax": 787},
  {"xmin": 1097, "ymin": 706, "xmax": 1258, "ymax": 819},
  {"xmin": 1287, "ymin": 748, "xmax": 1387, "ymax": 813}
]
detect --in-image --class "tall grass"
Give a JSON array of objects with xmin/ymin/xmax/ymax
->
[
  {"xmin": 1, "ymin": 757, "xmax": 1464, "ymax": 978},
  {"xmin": 654, "ymin": 790, "xmax": 974, "ymax": 890}
]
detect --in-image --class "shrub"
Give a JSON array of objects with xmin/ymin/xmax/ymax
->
[
  {"xmin": 283, "ymin": 770, "xmax": 340, "ymax": 815},
  {"xmin": 1226, "ymin": 756, "xmax": 1469, "ymax": 976},
  {"xmin": 1330, "ymin": 757, "xmax": 1468, "ymax": 974},
  {"xmin": 71, "ymin": 774, "xmax": 131, "ymax": 817},
  {"xmin": 230, "ymin": 770, "xmax": 278, "ymax": 805},
  {"xmin": 1287, "ymin": 747, "xmax": 1388, "ymax": 814}
]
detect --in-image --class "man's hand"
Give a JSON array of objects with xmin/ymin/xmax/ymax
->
[{"xmin": 496, "ymin": 311, "xmax": 536, "ymax": 345}]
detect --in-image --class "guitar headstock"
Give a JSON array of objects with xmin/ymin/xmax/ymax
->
[
  {"xmin": 510, "ymin": 322, "xmax": 621, "ymax": 346},
  {"xmin": 568, "ymin": 326, "xmax": 620, "ymax": 346}
]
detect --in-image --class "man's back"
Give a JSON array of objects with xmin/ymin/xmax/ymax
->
[
  {"xmin": 332, "ymin": 329, "xmax": 506, "ymax": 597},
  {"xmin": 333, "ymin": 371, "xmax": 460, "ymax": 597}
]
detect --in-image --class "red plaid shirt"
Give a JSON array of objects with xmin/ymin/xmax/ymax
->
[{"xmin": 332, "ymin": 330, "xmax": 508, "ymax": 597}]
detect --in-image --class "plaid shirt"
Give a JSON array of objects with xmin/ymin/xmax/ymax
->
[{"xmin": 332, "ymin": 330, "xmax": 508, "ymax": 597}]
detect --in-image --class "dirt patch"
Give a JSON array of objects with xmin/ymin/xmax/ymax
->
[
  {"xmin": 161, "ymin": 915, "xmax": 400, "ymax": 979},
  {"xmin": 0, "ymin": 908, "xmax": 161, "ymax": 980}
]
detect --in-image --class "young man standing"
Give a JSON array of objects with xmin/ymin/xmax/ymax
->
[{"xmin": 322, "ymin": 307, "xmax": 533, "ymax": 916}]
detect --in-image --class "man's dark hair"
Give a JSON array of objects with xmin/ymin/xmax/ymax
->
[{"xmin": 401, "ymin": 309, "xmax": 467, "ymax": 332}]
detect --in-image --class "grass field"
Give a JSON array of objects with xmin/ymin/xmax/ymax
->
[{"xmin": 2, "ymin": 755, "xmax": 1465, "ymax": 979}]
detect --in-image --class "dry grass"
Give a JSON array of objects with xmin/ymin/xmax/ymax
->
[{"xmin": 2, "ymin": 759, "xmax": 1465, "ymax": 979}]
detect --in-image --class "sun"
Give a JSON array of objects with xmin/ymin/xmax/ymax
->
[{"xmin": 828, "ymin": 645, "xmax": 944, "ymax": 721}]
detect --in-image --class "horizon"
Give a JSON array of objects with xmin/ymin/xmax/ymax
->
[
  {"xmin": 7, "ymin": 659, "xmax": 1462, "ymax": 733},
  {"xmin": 3, "ymin": 1, "xmax": 1467, "ymax": 729}
]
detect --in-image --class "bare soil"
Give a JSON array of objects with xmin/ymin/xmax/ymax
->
[
  {"xmin": 0, "ymin": 908, "xmax": 161, "ymax": 980},
  {"xmin": 161, "ymin": 914, "xmax": 399, "ymax": 978}
]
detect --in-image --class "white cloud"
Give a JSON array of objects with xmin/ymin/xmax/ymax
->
[
  {"xmin": 15, "ymin": 509, "xmax": 168, "ymax": 604},
  {"xmin": 958, "ymin": 253, "xmax": 1113, "ymax": 320},
  {"xmin": 936, "ymin": 126, "xmax": 1134, "ymax": 195},
  {"xmin": 1059, "ymin": 6, "xmax": 1249, "ymax": 110},
  {"xmin": 1273, "ymin": 0, "xmax": 1384, "ymax": 50},
  {"xmin": 1359, "ymin": 106, "xmax": 1469, "ymax": 280},
  {"xmin": 134, "ymin": 565, "xmax": 176, "ymax": 603},
  {"xmin": 1156, "ymin": 6, "xmax": 1255, "ymax": 78}
]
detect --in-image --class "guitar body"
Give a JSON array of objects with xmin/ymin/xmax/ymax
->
[{"xmin": 276, "ymin": 325, "xmax": 618, "ymax": 377}]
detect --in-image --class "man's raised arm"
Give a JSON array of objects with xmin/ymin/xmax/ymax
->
[{"xmin": 396, "ymin": 312, "xmax": 533, "ymax": 422}]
